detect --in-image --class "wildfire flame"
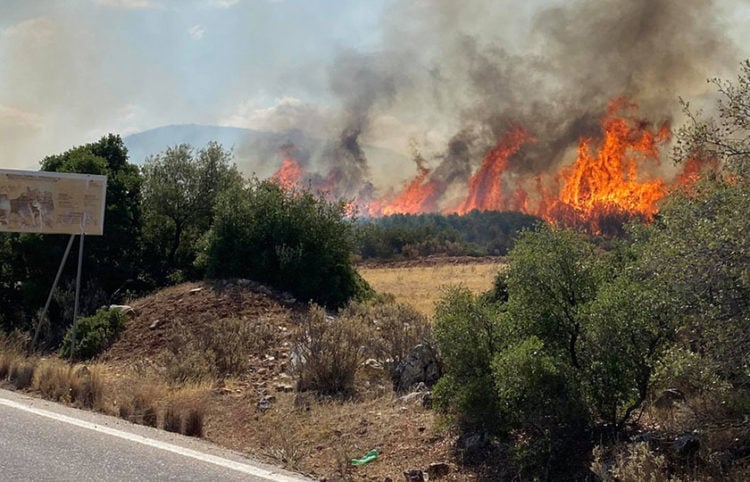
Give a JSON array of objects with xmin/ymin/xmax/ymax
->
[
  {"xmin": 545, "ymin": 98, "xmax": 671, "ymax": 231},
  {"xmin": 270, "ymin": 154, "xmax": 304, "ymax": 190},
  {"xmin": 454, "ymin": 127, "xmax": 533, "ymax": 215},
  {"xmin": 378, "ymin": 155, "xmax": 445, "ymax": 216},
  {"xmin": 270, "ymin": 97, "xmax": 715, "ymax": 232}
]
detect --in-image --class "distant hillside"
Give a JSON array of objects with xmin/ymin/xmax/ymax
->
[{"xmin": 123, "ymin": 124, "xmax": 411, "ymax": 181}]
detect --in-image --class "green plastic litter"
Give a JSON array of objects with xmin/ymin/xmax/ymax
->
[{"xmin": 350, "ymin": 449, "xmax": 379, "ymax": 466}]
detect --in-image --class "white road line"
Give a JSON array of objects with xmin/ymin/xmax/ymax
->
[{"xmin": 0, "ymin": 397, "xmax": 308, "ymax": 482}]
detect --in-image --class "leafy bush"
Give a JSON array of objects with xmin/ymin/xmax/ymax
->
[
  {"xmin": 492, "ymin": 336, "xmax": 589, "ymax": 477},
  {"xmin": 433, "ymin": 227, "xmax": 683, "ymax": 478},
  {"xmin": 433, "ymin": 287, "xmax": 506, "ymax": 432},
  {"xmin": 60, "ymin": 308, "xmax": 125, "ymax": 361},
  {"xmin": 201, "ymin": 180, "xmax": 371, "ymax": 308}
]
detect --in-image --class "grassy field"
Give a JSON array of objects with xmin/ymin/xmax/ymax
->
[{"xmin": 358, "ymin": 260, "xmax": 505, "ymax": 316}]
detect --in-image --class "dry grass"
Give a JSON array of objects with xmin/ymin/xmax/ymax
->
[
  {"xmin": 161, "ymin": 385, "xmax": 209, "ymax": 437},
  {"xmin": 9, "ymin": 360, "xmax": 36, "ymax": 389},
  {"xmin": 358, "ymin": 261, "xmax": 504, "ymax": 316},
  {"xmin": 0, "ymin": 351, "xmax": 22, "ymax": 380},
  {"xmin": 32, "ymin": 360, "xmax": 105, "ymax": 409}
]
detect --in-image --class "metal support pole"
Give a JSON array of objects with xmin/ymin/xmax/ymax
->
[
  {"xmin": 30, "ymin": 234, "xmax": 76, "ymax": 354},
  {"xmin": 70, "ymin": 220, "xmax": 86, "ymax": 360}
]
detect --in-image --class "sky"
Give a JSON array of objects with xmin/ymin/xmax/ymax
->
[
  {"xmin": 1, "ymin": 0, "xmax": 749, "ymax": 172},
  {"xmin": 0, "ymin": 0, "xmax": 392, "ymax": 169}
]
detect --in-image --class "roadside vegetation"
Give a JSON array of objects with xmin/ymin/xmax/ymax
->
[{"xmin": 1, "ymin": 63, "xmax": 750, "ymax": 480}]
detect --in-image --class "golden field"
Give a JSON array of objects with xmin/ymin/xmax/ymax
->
[{"xmin": 358, "ymin": 258, "xmax": 505, "ymax": 316}]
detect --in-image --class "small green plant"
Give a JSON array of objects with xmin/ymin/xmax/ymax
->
[{"xmin": 60, "ymin": 308, "xmax": 126, "ymax": 360}]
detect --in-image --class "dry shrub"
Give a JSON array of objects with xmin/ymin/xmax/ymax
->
[
  {"xmin": 267, "ymin": 429, "xmax": 307, "ymax": 470},
  {"xmin": 0, "ymin": 329, "xmax": 30, "ymax": 354},
  {"xmin": 33, "ymin": 359, "xmax": 105, "ymax": 409},
  {"xmin": 162, "ymin": 387, "xmax": 208, "ymax": 437},
  {"xmin": 210, "ymin": 317, "xmax": 275, "ymax": 375},
  {"xmin": 183, "ymin": 407, "xmax": 204, "ymax": 437},
  {"xmin": 0, "ymin": 351, "xmax": 21, "ymax": 380},
  {"xmin": 295, "ymin": 304, "xmax": 367, "ymax": 396},
  {"xmin": 163, "ymin": 405, "xmax": 182, "ymax": 433},
  {"xmin": 162, "ymin": 317, "xmax": 277, "ymax": 383},
  {"xmin": 0, "ymin": 330, "xmax": 29, "ymax": 382},
  {"xmin": 9, "ymin": 360, "xmax": 36, "ymax": 389},
  {"xmin": 119, "ymin": 383, "xmax": 163, "ymax": 427},
  {"xmin": 70, "ymin": 366, "xmax": 104, "ymax": 410},
  {"xmin": 591, "ymin": 443, "xmax": 676, "ymax": 482},
  {"xmin": 34, "ymin": 359, "xmax": 73, "ymax": 402},
  {"xmin": 162, "ymin": 342, "xmax": 216, "ymax": 383},
  {"xmin": 340, "ymin": 300, "xmax": 431, "ymax": 374}
]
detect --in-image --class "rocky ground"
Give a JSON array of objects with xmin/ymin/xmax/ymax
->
[{"xmin": 100, "ymin": 273, "xmax": 496, "ymax": 481}]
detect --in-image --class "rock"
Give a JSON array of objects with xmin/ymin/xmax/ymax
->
[
  {"xmin": 403, "ymin": 469, "xmax": 426, "ymax": 482},
  {"xmin": 109, "ymin": 305, "xmax": 136, "ymax": 317},
  {"xmin": 672, "ymin": 432, "xmax": 700, "ymax": 458},
  {"xmin": 237, "ymin": 278, "xmax": 251, "ymax": 287},
  {"xmin": 274, "ymin": 383, "xmax": 294, "ymax": 393},
  {"xmin": 392, "ymin": 343, "xmax": 441, "ymax": 393},
  {"xmin": 257, "ymin": 285, "xmax": 273, "ymax": 296},
  {"xmin": 456, "ymin": 432, "xmax": 489, "ymax": 463},
  {"xmin": 654, "ymin": 388, "xmax": 686, "ymax": 410},
  {"xmin": 256, "ymin": 395, "xmax": 276, "ymax": 412},
  {"xmin": 188, "ymin": 287, "xmax": 203, "ymax": 294},
  {"xmin": 426, "ymin": 462, "xmax": 451, "ymax": 479},
  {"xmin": 399, "ymin": 391, "xmax": 424, "ymax": 404},
  {"xmin": 148, "ymin": 319, "xmax": 162, "ymax": 330}
]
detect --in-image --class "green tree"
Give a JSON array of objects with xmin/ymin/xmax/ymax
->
[
  {"xmin": 141, "ymin": 142, "xmax": 243, "ymax": 282},
  {"xmin": 40, "ymin": 134, "xmax": 144, "ymax": 297},
  {"xmin": 201, "ymin": 179, "xmax": 370, "ymax": 308},
  {"xmin": 0, "ymin": 135, "xmax": 143, "ymax": 344},
  {"xmin": 504, "ymin": 227, "xmax": 602, "ymax": 369},
  {"xmin": 675, "ymin": 59, "xmax": 750, "ymax": 181}
]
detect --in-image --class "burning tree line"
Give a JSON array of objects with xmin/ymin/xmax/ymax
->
[{"xmin": 271, "ymin": 98, "xmax": 715, "ymax": 235}]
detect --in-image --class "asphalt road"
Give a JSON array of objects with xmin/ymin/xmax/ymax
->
[{"xmin": 0, "ymin": 388, "xmax": 312, "ymax": 482}]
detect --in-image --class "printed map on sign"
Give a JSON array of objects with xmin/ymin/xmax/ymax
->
[{"xmin": 0, "ymin": 169, "xmax": 107, "ymax": 235}]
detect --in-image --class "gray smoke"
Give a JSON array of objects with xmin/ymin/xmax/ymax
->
[{"xmin": 323, "ymin": 0, "xmax": 739, "ymax": 202}]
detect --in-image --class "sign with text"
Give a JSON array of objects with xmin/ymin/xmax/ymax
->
[{"xmin": 0, "ymin": 169, "xmax": 107, "ymax": 235}]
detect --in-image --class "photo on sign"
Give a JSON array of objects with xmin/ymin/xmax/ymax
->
[{"xmin": 0, "ymin": 169, "xmax": 107, "ymax": 236}]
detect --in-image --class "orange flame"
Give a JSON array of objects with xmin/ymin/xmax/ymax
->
[
  {"xmin": 270, "ymin": 155, "xmax": 304, "ymax": 190},
  {"xmin": 376, "ymin": 156, "xmax": 445, "ymax": 216},
  {"xmin": 267, "ymin": 97, "xmax": 716, "ymax": 232},
  {"xmin": 552, "ymin": 99, "xmax": 669, "ymax": 227},
  {"xmin": 455, "ymin": 127, "xmax": 533, "ymax": 214}
]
